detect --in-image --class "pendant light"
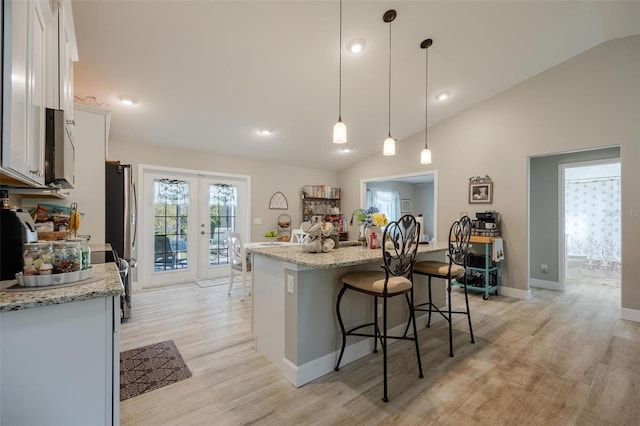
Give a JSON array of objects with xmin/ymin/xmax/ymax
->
[
  {"xmin": 420, "ymin": 38, "xmax": 433, "ymax": 164},
  {"xmin": 382, "ymin": 10, "xmax": 396, "ymax": 156},
  {"xmin": 333, "ymin": 0, "xmax": 347, "ymax": 144}
]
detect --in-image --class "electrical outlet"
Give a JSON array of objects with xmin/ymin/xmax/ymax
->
[
  {"xmin": 254, "ymin": 217, "xmax": 262, "ymax": 225},
  {"xmin": 287, "ymin": 275, "xmax": 294, "ymax": 294},
  {"xmin": 541, "ymin": 264, "xmax": 548, "ymax": 273},
  {"xmin": 377, "ymin": 303, "xmax": 383, "ymax": 317}
]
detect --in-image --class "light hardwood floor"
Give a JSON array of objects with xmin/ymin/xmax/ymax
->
[{"xmin": 120, "ymin": 272, "xmax": 640, "ymax": 425}]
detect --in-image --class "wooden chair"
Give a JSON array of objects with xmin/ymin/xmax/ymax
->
[
  {"xmin": 335, "ymin": 215, "xmax": 423, "ymax": 402},
  {"xmin": 409, "ymin": 215, "xmax": 474, "ymax": 357},
  {"xmin": 227, "ymin": 232, "xmax": 251, "ymax": 301},
  {"xmin": 291, "ymin": 228, "xmax": 309, "ymax": 244}
]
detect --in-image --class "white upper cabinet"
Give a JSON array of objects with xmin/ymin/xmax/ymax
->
[
  {"xmin": 1, "ymin": 0, "xmax": 53, "ymax": 186},
  {"xmin": 45, "ymin": 0, "xmax": 77, "ymax": 129},
  {"xmin": 2, "ymin": 0, "xmax": 77, "ymax": 188}
]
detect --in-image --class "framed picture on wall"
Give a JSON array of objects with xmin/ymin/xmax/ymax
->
[
  {"xmin": 469, "ymin": 182, "xmax": 493, "ymax": 204},
  {"xmin": 401, "ymin": 199, "xmax": 412, "ymax": 212}
]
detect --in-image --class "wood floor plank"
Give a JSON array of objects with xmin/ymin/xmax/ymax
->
[{"xmin": 119, "ymin": 272, "xmax": 627, "ymax": 425}]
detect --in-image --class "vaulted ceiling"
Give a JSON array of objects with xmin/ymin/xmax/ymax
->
[{"xmin": 71, "ymin": 1, "xmax": 640, "ymax": 171}]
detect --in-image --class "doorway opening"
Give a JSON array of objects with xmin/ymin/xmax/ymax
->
[
  {"xmin": 560, "ymin": 160, "xmax": 621, "ymax": 291},
  {"xmin": 360, "ymin": 171, "xmax": 437, "ymax": 242}
]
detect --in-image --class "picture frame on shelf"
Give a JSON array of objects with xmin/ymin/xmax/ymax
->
[
  {"xmin": 469, "ymin": 182, "xmax": 493, "ymax": 204},
  {"xmin": 401, "ymin": 199, "xmax": 412, "ymax": 213}
]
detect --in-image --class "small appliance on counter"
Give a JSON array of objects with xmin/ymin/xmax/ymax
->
[
  {"xmin": 0, "ymin": 209, "xmax": 38, "ymax": 280},
  {"xmin": 472, "ymin": 211, "xmax": 501, "ymax": 237}
]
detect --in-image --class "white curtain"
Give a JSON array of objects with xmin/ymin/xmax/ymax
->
[
  {"xmin": 153, "ymin": 179, "xmax": 190, "ymax": 205},
  {"xmin": 367, "ymin": 189, "xmax": 399, "ymax": 220},
  {"xmin": 565, "ymin": 175, "xmax": 621, "ymax": 268}
]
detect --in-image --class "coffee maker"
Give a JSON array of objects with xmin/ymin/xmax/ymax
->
[
  {"xmin": 0, "ymin": 209, "xmax": 38, "ymax": 280},
  {"xmin": 472, "ymin": 211, "xmax": 501, "ymax": 236}
]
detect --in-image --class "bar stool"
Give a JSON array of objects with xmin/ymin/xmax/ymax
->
[
  {"xmin": 410, "ymin": 216, "xmax": 473, "ymax": 357},
  {"xmin": 335, "ymin": 215, "xmax": 423, "ymax": 402}
]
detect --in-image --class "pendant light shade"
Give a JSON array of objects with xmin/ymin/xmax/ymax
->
[
  {"xmin": 382, "ymin": 10, "xmax": 396, "ymax": 156},
  {"xmin": 420, "ymin": 147, "xmax": 432, "ymax": 164},
  {"xmin": 333, "ymin": 120, "xmax": 347, "ymax": 143},
  {"xmin": 333, "ymin": 0, "xmax": 347, "ymax": 144},
  {"xmin": 383, "ymin": 135, "xmax": 396, "ymax": 156},
  {"xmin": 420, "ymin": 38, "xmax": 433, "ymax": 164}
]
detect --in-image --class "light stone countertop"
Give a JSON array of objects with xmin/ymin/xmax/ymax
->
[
  {"xmin": 247, "ymin": 241, "xmax": 449, "ymax": 269},
  {"xmin": 0, "ymin": 262, "xmax": 124, "ymax": 312}
]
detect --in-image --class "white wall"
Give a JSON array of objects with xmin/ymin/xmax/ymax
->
[
  {"xmin": 338, "ymin": 36, "xmax": 640, "ymax": 312},
  {"xmin": 107, "ymin": 140, "xmax": 337, "ymax": 241}
]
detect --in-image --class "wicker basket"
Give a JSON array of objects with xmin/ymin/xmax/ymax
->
[{"xmin": 37, "ymin": 231, "xmax": 70, "ymax": 241}]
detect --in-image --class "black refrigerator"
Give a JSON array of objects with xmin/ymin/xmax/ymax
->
[{"xmin": 105, "ymin": 161, "xmax": 136, "ymax": 319}]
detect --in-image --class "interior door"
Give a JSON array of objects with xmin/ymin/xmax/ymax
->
[
  {"xmin": 141, "ymin": 171, "xmax": 198, "ymax": 287},
  {"xmin": 198, "ymin": 177, "xmax": 248, "ymax": 279}
]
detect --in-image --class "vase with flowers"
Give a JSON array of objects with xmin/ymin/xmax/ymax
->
[{"xmin": 351, "ymin": 207, "xmax": 389, "ymax": 249}]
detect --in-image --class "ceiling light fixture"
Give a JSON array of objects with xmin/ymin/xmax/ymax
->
[
  {"xmin": 340, "ymin": 148, "xmax": 352, "ymax": 153},
  {"xmin": 258, "ymin": 128, "xmax": 273, "ymax": 136},
  {"xmin": 420, "ymin": 38, "xmax": 433, "ymax": 165},
  {"xmin": 332, "ymin": 0, "xmax": 347, "ymax": 144},
  {"xmin": 117, "ymin": 95, "xmax": 138, "ymax": 106},
  {"xmin": 382, "ymin": 9, "xmax": 397, "ymax": 156},
  {"xmin": 435, "ymin": 91, "xmax": 450, "ymax": 101},
  {"xmin": 346, "ymin": 38, "xmax": 366, "ymax": 54}
]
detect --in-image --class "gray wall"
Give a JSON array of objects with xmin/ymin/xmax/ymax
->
[
  {"xmin": 529, "ymin": 147, "xmax": 621, "ymax": 282},
  {"xmin": 338, "ymin": 36, "xmax": 640, "ymax": 312}
]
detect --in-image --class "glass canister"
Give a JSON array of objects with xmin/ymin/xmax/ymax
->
[
  {"xmin": 23, "ymin": 242, "xmax": 53, "ymax": 275},
  {"xmin": 68, "ymin": 237, "xmax": 91, "ymax": 270},
  {"xmin": 52, "ymin": 241, "xmax": 82, "ymax": 273}
]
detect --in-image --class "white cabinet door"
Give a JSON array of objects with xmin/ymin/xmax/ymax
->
[
  {"xmin": 0, "ymin": 296, "xmax": 118, "ymax": 425},
  {"xmin": 1, "ymin": 0, "xmax": 51, "ymax": 185}
]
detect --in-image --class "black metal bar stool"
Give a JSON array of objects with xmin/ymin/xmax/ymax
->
[
  {"xmin": 408, "ymin": 215, "xmax": 474, "ymax": 357},
  {"xmin": 335, "ymin": 215, "xmax": 423, "ymax": 402}
]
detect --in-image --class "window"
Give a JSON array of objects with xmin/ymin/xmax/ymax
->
[
  {"xmin": 366, "ymin": 189, "xmax": 399, "ymax": 221},
  {"xmin": 153, "ymin": 179, "xmax": 190, "ymax": 271}
]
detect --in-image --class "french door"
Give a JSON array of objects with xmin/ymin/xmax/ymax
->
[{"xmin": 140, "ymin": 168, "xmax": 248, "ymax": 288}]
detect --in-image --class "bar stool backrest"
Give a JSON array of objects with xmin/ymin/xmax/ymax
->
[
  {"xmin": 448, "ymin": 216, "xmax": 472, "ymax": 266},
  {"xmin": 382, "ymin": 215, "xmax": 421, "ymax": 278}
]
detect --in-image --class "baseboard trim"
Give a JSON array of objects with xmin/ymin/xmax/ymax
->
[
  {"xmin": 281, "ymin": 313, "xmax": 438, "ymax": 387},
  {"xmin": 500, "ymin": 284, "xmax": 532, "ymax": 299},
  {"xmin": 529, "ymin": 278, "xmax": 562, "ymax": 291},
  {"xmin": 621, "ymin": 307, "xmax": 640, "ymax": 323}
]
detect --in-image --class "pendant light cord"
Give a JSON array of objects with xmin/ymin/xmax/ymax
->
[
  {"xmin": 388, "ymin": 16, "xmax": 392, "ymax": 137},
  {"xmin": 338, "ymin": 0, "xmax": 343, "ymax": 120},
  {"xmin": 424, "ymin": 45, "xmax": 428, "ymax": 149}
]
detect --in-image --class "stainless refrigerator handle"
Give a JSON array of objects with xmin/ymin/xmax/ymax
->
[{"xmin": 132, "ymin": 180, "xmax": 138, "ymax": 252}]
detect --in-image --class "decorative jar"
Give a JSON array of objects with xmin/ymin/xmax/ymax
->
[
  {"xmin": 52, "ymin": 241, "xmax": 82, "ymax": 273},
  {"xmin": 23, "ymin": 242, "xmax": 53, "ymax": 275}
]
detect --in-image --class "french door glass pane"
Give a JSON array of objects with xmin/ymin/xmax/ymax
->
[
  {"xmin": 153, "ymin": 179, "xmax": 190, "ymax": 271},
  {"xmin": 208, "ymin": 184, "xmax": 237, "ymax": 266}
]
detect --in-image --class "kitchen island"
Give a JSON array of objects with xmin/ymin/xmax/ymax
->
[
  {"xmin": 248, "ymin": 241, "xmax": 448, "ymax": 387},
  {"xmin": 0, "ymin": 262, "xmax": 124, "ymax": 425}
]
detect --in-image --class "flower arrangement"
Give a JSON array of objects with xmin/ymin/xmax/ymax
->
[{"xmin": 353, "ymin": 207, "xmax": 389, "ymax": 228}]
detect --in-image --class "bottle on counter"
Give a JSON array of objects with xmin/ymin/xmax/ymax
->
[{"xmin": 68, "ymin": 237, "xmax": 91, "ymax": 270}]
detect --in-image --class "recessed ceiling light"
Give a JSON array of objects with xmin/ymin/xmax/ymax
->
[
  {"xmin": 258, "ymin": 129, "xmax": 273, "ymax": 136},
  {"xmin": 117, "ymin": 95, "xmax": 138, "ymax": 106},
  {"xmin": 435, "ymin": 91, "xmax": 450, "ymax": 101},
  {"xmin": 346, "ymin": 39, "xmax": 366, "ymax": 54},
  {"xmin": 339, "ymin": 148, "xmax": 352, "ymax": 153}
]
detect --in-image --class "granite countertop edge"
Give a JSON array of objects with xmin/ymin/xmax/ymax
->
[
  {"xmin": 248, "ymin": 241, "xmax": 449, "ymax": 269},
  {"xmin": 0, "ymin": 263, "xmax": 124, "ymax": 312}
]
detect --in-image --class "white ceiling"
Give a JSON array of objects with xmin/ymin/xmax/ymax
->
[{"xmin": 71, "ymin": 1, "xmax": 640, "ymax": 172}]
